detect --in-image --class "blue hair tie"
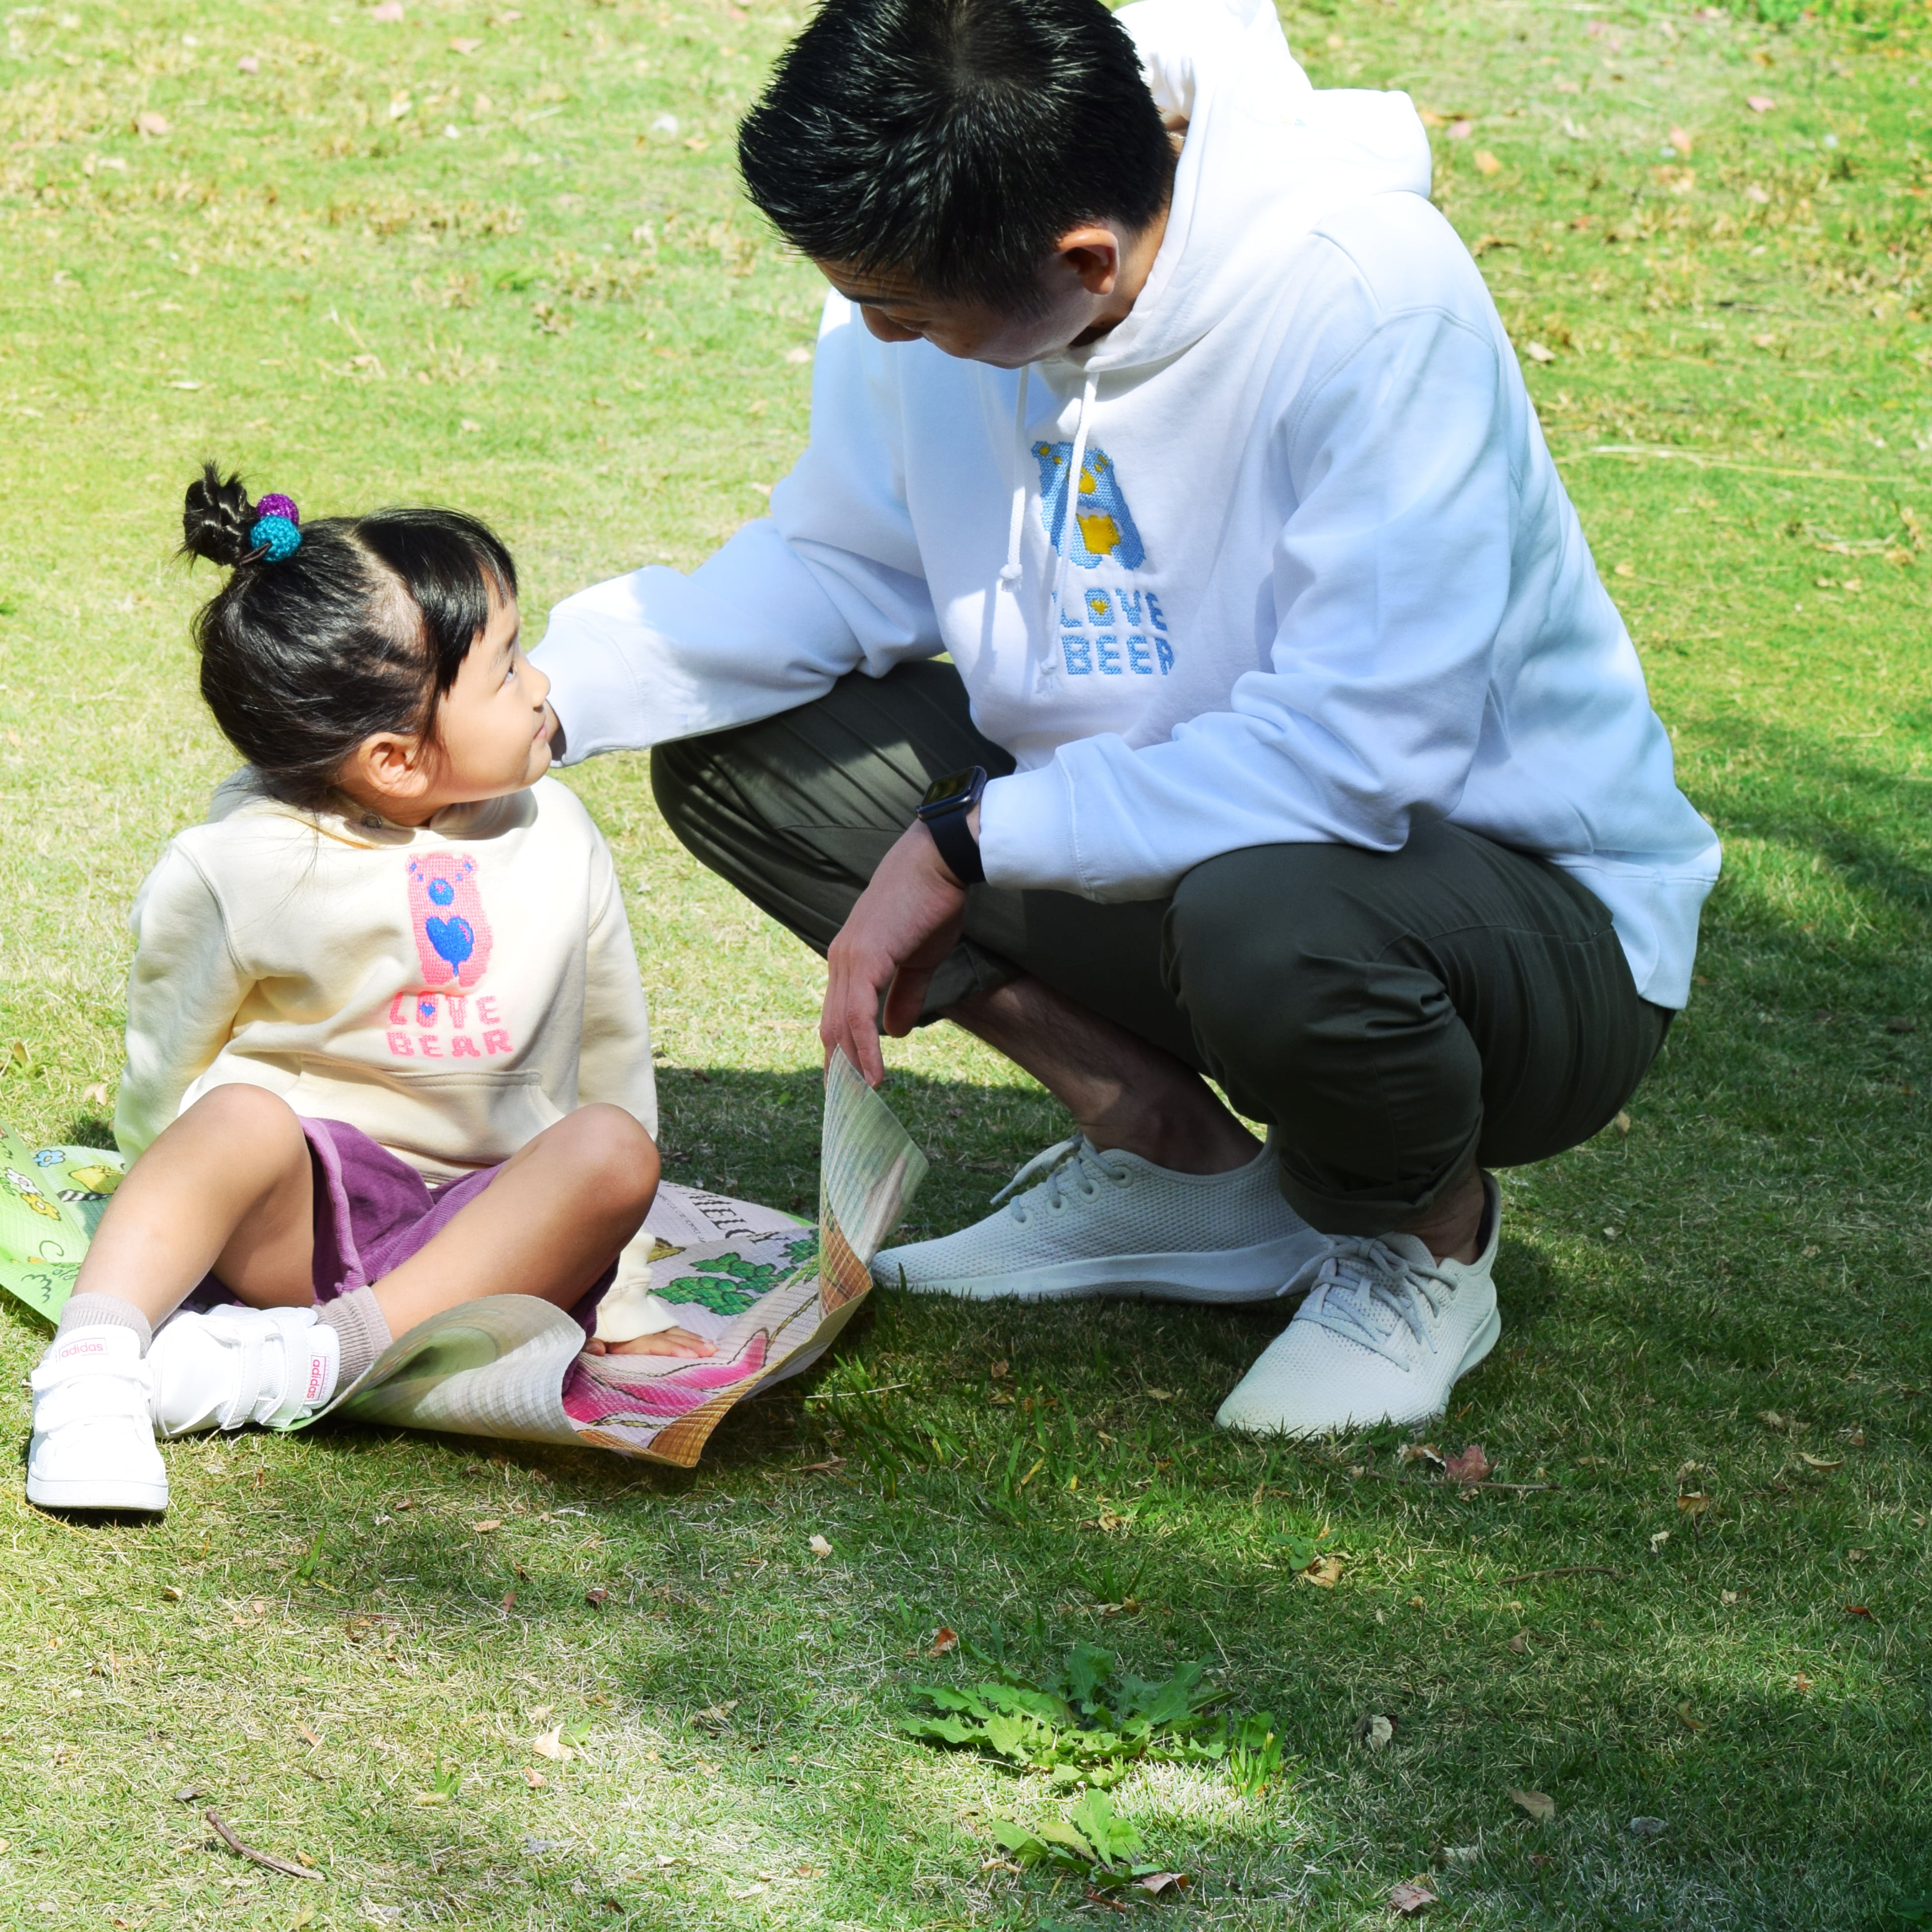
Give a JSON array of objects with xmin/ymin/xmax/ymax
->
[{"xmin": 250, "ymin": 514, "xmax": 302, "ymax": 562}]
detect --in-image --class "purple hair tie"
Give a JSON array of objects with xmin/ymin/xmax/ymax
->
[{"xmin": 249, "ymin": 491, "xmax": 302, "ymax": 562}]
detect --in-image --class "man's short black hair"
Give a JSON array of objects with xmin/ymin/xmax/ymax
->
[{"xmin": 738, "ymin": 0, "xmax": 1175, "ymax": 315}]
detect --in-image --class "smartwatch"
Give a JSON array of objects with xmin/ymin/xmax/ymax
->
[{"xmin": 915, "ymin": 765, "xmax": 988, "ymax": 886}]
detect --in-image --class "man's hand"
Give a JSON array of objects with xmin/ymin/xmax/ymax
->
[{"xmin": 821, "ymin": 816, "xmax": 973, "ymax": 1085}]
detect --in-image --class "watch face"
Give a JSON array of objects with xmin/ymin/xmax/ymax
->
[{"xmin": 920, "ymin": 767, "xmax": 981, "ymax": 813}]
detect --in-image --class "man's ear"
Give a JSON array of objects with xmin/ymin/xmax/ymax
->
[
  {"xmin": 347, "ymin": 731, "xmax": 434, "ymax": 806},
  {"xmin": 1051, "ymin": 223, "xmax": 1126, "ymax": 298}
]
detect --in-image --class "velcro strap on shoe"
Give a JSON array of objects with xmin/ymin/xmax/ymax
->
[
  {"xmin": 32, "ymin": 1365, "xmax": 151, "ymax": 1434},
  {"xmin": 263, "ymin": 1320, "xmax": 338, "ymax": 1426},
  {"xmin": 30, "ymin": 1349, "xmax": 151, "ymax": 1393},
  {"xmin": 218, "ymin": 1325, "xmax": 267, "ymax": 1433}
]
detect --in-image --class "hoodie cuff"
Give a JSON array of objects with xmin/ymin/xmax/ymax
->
[
  {"xmin": 977, "ymin": 765, "xmax": 1083, "ymax": 895},
  {"xmin": 529, "ymin": 620, "xmax": 644, "ymax": 766}
]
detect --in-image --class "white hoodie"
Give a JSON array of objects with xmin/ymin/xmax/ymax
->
[{"xmin": 534, "ymin": 0, "xmax": 1719, "ymax": 1007}]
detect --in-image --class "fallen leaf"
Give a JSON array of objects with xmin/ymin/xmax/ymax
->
[
  {"xmin": 161, "ymin": 1586, "xmax": 183, "ymax": 1603},
  {"xmin": 1135, "ymin": 1872, "xmax": 1189, "ymax": 1895},
  {"xmin": 1398, "ymin": 1442, "xmax": 1444, "ymax": 1468},
  {"xmin": 1720, "ymin": 1590, "xmax": 1740, "ymax": 1606},
  {"xmin": 1791, "ymin": 1673, "xmax": 1815, "ymax": 1691},
  {"xmin": 1629, "ymin": 1815, "xmax": 1667, "ymax": 1837},
  {"xmin": 1145, "ymin": 1387, "xmax": 1175, "ymax": 1401},
  {"xmin": 1355, "ymin": 1712, "xmax": 1396, "ymax": 1750},
  {"xmin": 1885, "ymin": 1016, "xmax": 1917, "ymax": 1034},
  {"xmin": 1613, "ymin": 1110, "xmax": 1633, "ymax": 1134},
  {"xmin": 1669, "ymin": 126, "xmax": 1694, "ymax": 156},
  {"xmin": 1649, "ymin": 1531, "xmax": 1670, "ymax": 1553},
  {"xmin": 472, "ymin": 1520, "xmax": 503, "ymax": 1534},
  {"xmin": 929, "ymin": 1627, "xmax": 959, "ymax": 1655},
  {"xmin": 530, "ymin": 1727, "xmax": 573, "ymax": 1762},
  {"xmin": 450, "ymin": 36, "xmax": 483, "ymax": 53},
  {"xmin": 1444, "ymin": 1444, "xmax": 1491, "ymax": 1484},
  {"xmin": 1845, "ymin": 1604, "xmax": 1873, "ymax": 1619},
  {"xmin": 585, "ymin": 1589, "xmax": 609, "ymax": 1608},
  {"xmin": 1677, "ymin": 1492, "xmax": 1710, "ymax": 1517},
  {"xmin": 1799, "ymin": 1454, "xmax": 1844, "ymax": 1472},
  {"xmin": 1510, "ymin": 1789, "xmax": 1556, "ymax": 1824},
  {"xmin": 1447, "ymin": 118, "xmax": 1474, "ymax": 139},
  {"xmin": 296, "ymin": 1724, "xmax": 321, "ymax": 1749},
  {"xmin": 1525, "ymin": 341, "xmax": 1556, "ymax": 363},
  {"xmin": 783, "ymin": 345, "xmax": 813, "ymax": 365},
  {"xmin": 1474, "ymin": 149, "xmax": 1502, "ymax": 175},
  {"xmin": 237, "ymin": 55, "xmax": 260, "ymax": 74},
  {"xmin": 808, "ymin": 1534, "xmax": 832, "ymax": 1558},
  {"xmin": 1507, "ymin": 1632, "xmax": 1529, "ymax": 1655},
  {"xmin": 501, "ymin": 1591, "xmax": 516, "ymax": 1612},
  {"xmin": 173, "ymin": 1786, "xmax": 204, "ymax": 1803},
  {"xmin": 523, "ymin": 1766, "xmax": 546, "ymax": 1788},
  {"xmin": 1302, "ymin": 1555, "xmax": 1345, "ymax": 1588},
  {"xmin": 1390, "ymin": 1877, "xmax": 1438, "ymax": 1915},
  {"xmin": 372, "ymin": 0, "xmax": 405, "ymax": 18},
  {"xmin": 1747, "ymin": 93, "xmax": 1775, "ymax": 113},
  {"xmin": 134, "ymin": 112, "xmax": 170, "ymax": 138},
  {"xmin": 1676, "ymin": 1701, "xmax": 1704, "ymax": 1731},
  {"xmin": 1758, "ymin": 1411, "xmax": 1789, "ymax": 1433}
]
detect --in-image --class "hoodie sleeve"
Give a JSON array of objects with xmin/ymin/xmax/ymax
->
[
  {"xmin": 531, "ymin": 297, "xmax": 944, "ymax": 762},
  {"xmin": 977, "ymin": 298, "xmax": 1514, "ymax": 900},
  {"xmin": 575, "ymin": 836, "xmax": 659, "ymax": 1139},
  {"xmin": 114, "ymin": 843, "xmax": 254, "ymax": 1158}
]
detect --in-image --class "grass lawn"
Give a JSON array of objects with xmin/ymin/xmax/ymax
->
[{"xmin": 2, "ymin": 0, "xmax": 1930, "ymax": 1925}]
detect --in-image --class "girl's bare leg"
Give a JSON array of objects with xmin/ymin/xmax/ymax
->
[
  {"xmin": 74, "ymin": 1085, "xmax": 317, "ymax": 1328},
  {"xmin": 367, "ymin": 1103, "xmax": 711, "ymax": 1358}
]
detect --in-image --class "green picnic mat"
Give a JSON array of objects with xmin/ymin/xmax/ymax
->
[{"xmin": 0, "ymin": 1134, "xmax": 125, "ymax": 1323}]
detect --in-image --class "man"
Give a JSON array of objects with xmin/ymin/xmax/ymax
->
[{"xmin": 532, "ymin": 0, "xmax": 1719, "ymax": 1437}]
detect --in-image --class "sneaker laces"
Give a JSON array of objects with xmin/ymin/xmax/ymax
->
[
  {"xmin": 989, "ymin": 1133, "xmax": 1131, "ymax": 1217},
  {"xmin": 1289, "ymin": 1237, "xmax": 1457, "ymax": 1368}
]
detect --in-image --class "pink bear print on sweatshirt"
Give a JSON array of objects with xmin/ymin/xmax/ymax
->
[{"xmin": 405, "ymin": 853, "xmax": 493, "ymax": 990}]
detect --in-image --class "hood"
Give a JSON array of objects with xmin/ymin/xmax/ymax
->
[{"xmin": 1054, "ymin": 0, "xmax": 1434, "ymax": 380}]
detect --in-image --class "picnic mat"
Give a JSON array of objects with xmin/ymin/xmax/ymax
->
[{"xmin": 0, "ymin": 1052, "xmax": 926, "ymax": 1468}]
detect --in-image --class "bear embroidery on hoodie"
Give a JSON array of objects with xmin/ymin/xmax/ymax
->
[
  {"xmin": 1033, "ymin": 441, "xmax": 1170, "ymax": 680},
  {"xmin": 1033, "ymin": 442, "xmax": 1147, "ymax": 570},
  {"xmin": 405, "ymin": 853, "xmax": 493, "ymax": 989}
]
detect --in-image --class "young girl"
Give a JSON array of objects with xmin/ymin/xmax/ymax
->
[{"xmin": 26, "ymin": 467, "xmax": 708, "ymax": 1516}]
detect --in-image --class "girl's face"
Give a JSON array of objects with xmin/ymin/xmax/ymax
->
[
  {"xmin": 433, "ymin": 589, "xmax": 553, "ymax": 803},
  {"xmin": 342, "ymin": 588, "xmax": 553, "ymax": 823}
]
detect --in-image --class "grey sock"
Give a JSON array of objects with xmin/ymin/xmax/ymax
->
[
  {"xmin": 57, "ymin": 1292, "xmax": 153, "ymax": 1355},
  {"xmin": 318, "ymin": 1285, "xmax": 392, "ymax": 1387}
]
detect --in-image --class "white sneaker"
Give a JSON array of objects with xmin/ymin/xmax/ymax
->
[
  {"xmin": 871, "ymin": 1133, "xmax": 1332, "ymax": 1304},
  {"xmin": 1216, "ymin": 1176, "xmax": 1503, "ymax": 1438},
  {"xmin": 149, "ymin": 1305, "xmax": 341, "ymax": 1437},
  {"xmin": 26, "ymin": 1325, "xmax": 168, "ymax": 1513}
]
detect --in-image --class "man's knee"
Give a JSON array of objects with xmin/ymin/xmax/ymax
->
[{"xmin": 1168, "ymin": 844, "xmax": 1396, "ymax": 1054}]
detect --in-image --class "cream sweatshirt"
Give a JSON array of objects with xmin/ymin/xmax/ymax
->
[{"xmin": 116, "ymin": 772, "xmax": 656, "ymax": 1173}]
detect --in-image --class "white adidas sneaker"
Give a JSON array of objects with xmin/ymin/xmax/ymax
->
[
  {"xmin": 1215, "ymin": 1177, "xmax": 1503, "ymax": 1438},
  {"xmin": 26, "ymin": 1325, "xmax": 169, "ymax": 1513},
  {"xmin": 148, "ymin": 1305, "xmax": 341, "ymax": 1438},
  {"xmin": 871, "ymin": 1133, "xmax": 1332, "ymax": 1304}
]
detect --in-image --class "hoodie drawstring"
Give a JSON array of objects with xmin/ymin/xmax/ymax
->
[
  {"xmin": 1039, "ymin": 368, "xmax": 1099, "ymax": 690},
  {"xmin": 999, "ymin": 363, "xmax": 1032, "ymax": 587}
]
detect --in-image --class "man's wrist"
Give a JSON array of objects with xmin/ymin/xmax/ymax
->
[{"xmin": 914, "ymin": 765, "xmax": 988, "ymax": 886}]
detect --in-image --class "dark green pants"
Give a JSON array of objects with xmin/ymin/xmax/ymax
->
[{"xmin": 652, "ymin": 663, "xmax": 1671, "ymax": 1236}]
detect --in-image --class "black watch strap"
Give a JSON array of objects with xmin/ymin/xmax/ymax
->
[{"xmin": 915, "ymin": 765, "xmax": 988, "ymax": 886}]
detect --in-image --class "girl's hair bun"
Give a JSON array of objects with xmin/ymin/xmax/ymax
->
[{"xmin": 181, "ymin": 461, "xmax": 257, "ymax": 568}]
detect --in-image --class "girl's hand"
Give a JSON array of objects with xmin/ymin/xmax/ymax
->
[{"xmin": 584, "ymin": 1327, "xmax": 715, "ymax": 1359}]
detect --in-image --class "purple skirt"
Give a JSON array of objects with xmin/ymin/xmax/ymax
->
[{"xmin": 185, "ymin": 1117, "xmax": 613, "ymax": 1335}]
